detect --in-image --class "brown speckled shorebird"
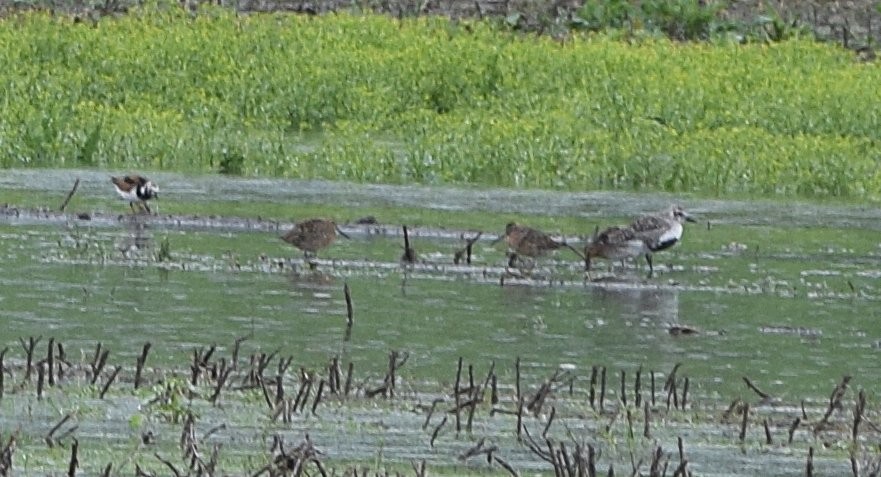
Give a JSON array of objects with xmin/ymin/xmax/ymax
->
[
  {"xmin": 585, "ymin": 205, "xmax": 696, "ymax": 278},
  {"xmin": 280, "ymin": 218, "xmax": 350, "ymax": 259},
  {"xmin": 492, "ymin": 222, "xmax": 583, "ymax": 268}
]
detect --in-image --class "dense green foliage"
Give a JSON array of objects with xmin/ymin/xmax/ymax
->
[{"xmin": 1, "ymin": 6, "xmax": 880, "ymax": 199}]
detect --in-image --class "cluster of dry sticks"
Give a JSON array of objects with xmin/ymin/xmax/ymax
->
[{"xmin": 0, "ymin": 287, "xmax": 878, "ymax": 476}]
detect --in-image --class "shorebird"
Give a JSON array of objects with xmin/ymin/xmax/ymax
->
[
  {"xmin": 110, "ymin": 175, "xmax": 159, "ymax": 213},
  {"xmin": 280, "ymin": 218, "xmax": 350, "ymax": 259},
  {"xmin": 492, "ymin": 222, "xmax": 583, "ymax": 268},
  {"xmin": 585, "ymin": 205, "xmax": 696, "ymax": 278}
]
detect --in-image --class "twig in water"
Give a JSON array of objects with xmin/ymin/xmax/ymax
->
[
  {"xmin": 155, "ymin": 453, "xmax": 183, "ymax": 477},
  {"xmin": 47, "ymin": 338, "xmax": 55, "ymax": 387},
  {"xmin": 454, "ymin": 357, "xmax": 463, "ymax": 434},
  {"xmin": 542, "ymin": 406, "xmax": 556, "ymax": 439},
  {"xmin": 818, "ymin": 375, "xmax": 852, "ymax": 431},
  {"xmin": 0, "ymin": 347, "xmax": 8, "ymax": 400},
  {"xmin": 311, "ymin": 380, "xmax": 325, "ymax": 415},
  {"xmin": 135, "ymin": 342, "xmax": 152, "ymax": 390},
  {"xmin": 853, "ymin": 389, "xmax": 866, "ymax": 443},
  {"xmin": 494, "ymin": 454, "xmax": 520, "ymax": 477},
  {"xmin": 742, "ymin": 376, "xmax": 771, "ymax": 400},
  {"xmin": 422, "ymin": 398, "xmax": 444, "ymax": 430},
  {"xmin": 19, "ymin": 336, "xmax": 42, "ymax": 382},
  {"xmin": 739, "ymin": 403, "xmax": 750, "ymax": 443},
  {"xmin": 589, "ymin": 365, "xmax": 598, "ymax": 410},
  {"xmin": 45, "ymin": 413, "xmax": 72, "ymax": 448},
  {"xmin": 401, "ymin": 225, "xmax": 417, "ymax": 263},
  {"xmin": 634, "ymin": 366, "xmax": 642, "ymax": 408},
  {"xmin": 99, "ymin": 366, "xmax": 122, "ymax": 399},
  {"xmin": 430, "ymin": 416, "xmax": 447, "ymax": 448},
  {"xmin": 37, "ymin": 363, "xmax": 45, "ymax": 400},
  {"xmin": 806, "ymin": 447, "xmax": 814, "ymax": 477},
  {"xmin": 59, "ymin": 178, "xmax": 81, "ymax": 212},
  {"xmin": 788, "ymin": 417, "xmax": 800, "ymax": 444},
  {"xmin": 67, "ymin": 438, "xmax": 78, "ymax": 477},
  {"xmin": 341, "ymin": 283, "xmax": 355, "ymax": 341}
]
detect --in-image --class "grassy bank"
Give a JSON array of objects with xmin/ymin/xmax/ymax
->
[{"xmin": 1, "ymin": 5, "xmax": 880, "ymax": 199}]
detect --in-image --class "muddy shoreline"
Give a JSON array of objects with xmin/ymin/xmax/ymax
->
[{"xmin": 2, "ymin": 0, "xmax": 878, "ymax": 48}]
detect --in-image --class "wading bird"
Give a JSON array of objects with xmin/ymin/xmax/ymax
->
[
  {"xmin": 493, "ymin": 222, "xmax": 583, "ymax": 268},
  {"xmin": 111, "ymin": 175, "xmax": 159, "ymax": 214},
  {"xmin": 281, "ymin": 218, "xmax": 350, "ymax": 259},
  {"xmin": 585, "ymin": 205, "xmax": 696, "ymax": 278}
]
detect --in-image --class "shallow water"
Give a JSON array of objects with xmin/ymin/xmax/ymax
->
[{"xmin": 1, "ymin": 169, "xmax": 880, "ymax": 475}]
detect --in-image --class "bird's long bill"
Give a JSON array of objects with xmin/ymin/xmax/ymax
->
[
  {"xmin": 335, "ymin": 225, "xmax": 351, "ymax": 239},
  {"xmin": 684, "ymin": 214, "xmax": 697, "ymax": 223},
  {"xmin": 564, "ymin": 243, "xmax": 585, "ymax": 261}
]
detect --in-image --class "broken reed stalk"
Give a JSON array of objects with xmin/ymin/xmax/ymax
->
[
  {"xmin": 542, "ymin": 406, "xmax": 556, "ymax": 439},
  {"xmin": 589, "ymin": 365, "xmax": 598, "ymax": 410},
  {"xmin": 635, "ymin": 367, "xmax": 642, "ymax": 408},
  {"xmin": 515, "ymin": 357, "xmax": 523, "ymax": 439},
  {"xmin": 343, "ymin": 283, "xmax": 354, "ymax": 340},
  {"xmin": 788, "ymin": 417, "xmax": 800, "ymax": 444},
  {"xmin": 231, "ymin": 336, "xmax": 247, "ymax": 370},
  {"xmin": 626, "ymin": 409, "xmax": 634, "ymax": 440},
  {"xmin": 401, "ymin": 225, "xmax": 417, "ymax": 263},
  {"xmin": 853, "ymin": 389, "xmax": 866, "ymax": 443},
  {"xmin": 599, "ymin": 366, "xmax": 607, "ymax": 413},
  {"xmin": 37, "ymin": 362, "xmax": 45, "ymax": 400},
  {"xmin": 588, "ymin": 444, "xmax": 598, "ymax": 477},
  {"xmin": 739, "ymin": 403, "xmax": 750, "ymax": 443},
  {"xmin": 47, "ymin": 337, "xmax": 55, "ymax": 387},
  {"xmin": 344, "ymin": 362, "xmax": 354, "ymax": 397},
  {"xmin": 743, "ymin": 376, "xmax": 771, "ymax": 400},
  {"xmin": 311, "ymin": 380, "xmax": 325, "ymax": 415},
  {"xmin": 19, "ymin": 335, "xmax": 41, "ymax": 382},
  {"xmin": 67, "ymin": 438, "xmax": 78, "ymax": 477},
  {"xmin": 422, "ymin": 398, "xmax": 443, "ymax": 430},
  {"xmin": 819, "ymin": 375, "xmax": 852, "ymax": 430},
  {"xmin": 56, "ymin": 342, "xmax": 69, "ymax": 380},
  {"xmin": 493, "ymin": 455, "xmax": 519, "ymax": 477},
  {"xmin": 155, "ymin": 453, "xmax": 183, "ymax": 477},
  {"xmin": 0, "ymin": 347, "xmax": 7, "ymax": 400},
  {"xmin": 90, "ymin": 343, "xmax": 109, "ymax": 385},
  {"xmin": 454, "ymin": 357, "xmax": 463, "ymax": 434},
  {"xmin": 59, "ymin": 178, "xmax": 81, "ymax": 212},
  {"xmin": 430, "ymin": 416, "xmax": 447, "ymax": 448},
  {"xmin": 45, "ymin": 413, "xmax": 72, "ymax": 448},
  {"xmin": 209, "ymin": 359, "xmax": 233, "ymax": 404},
  {"xmin": 651, "ymin": 370, "xmax": 656, "ymax": 407},
  {"xmin": 648, "ymin": 445, "xmax": 663, "ymax": 477},
  {"xmin": 100, "ymin": 366, "xmax": 122, "ymax": 399},
  {"xmin": 644, "ymin": 401, "xmax": 651, "ymax": 438},
  {"xmin": 806, "ymin": 447, "xmax": 814, "ymax": 477},
  {"xmin": 681, "ymin": 377, "xmax": 689, "ymax": 410},
  {"xmin": 134, "ymin": 342, "xmax": 152, "ymax": 390},
  {"xmin": 620, "ymin": 370, "xmax": 627, "ymax": 407}
]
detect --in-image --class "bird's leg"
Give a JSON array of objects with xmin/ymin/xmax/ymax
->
[
  {"xmin": 507, "ymin": 253, "xmax": 518, "ymax": 268},
  {"xmin": 142, "ymin": 201, "xmax": 152, "ymax": 214},
  {"xmin": 645, "ymin": 253, "xmax": 654, "ymax": 278},
  {"xmin": 129, "ymin": 201, "xmax": 137, "ymax": 213}
]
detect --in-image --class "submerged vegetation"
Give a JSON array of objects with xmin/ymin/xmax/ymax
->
[{"xmin": 0, "ymin": 4, "xmax": 880, "ymax": 199}]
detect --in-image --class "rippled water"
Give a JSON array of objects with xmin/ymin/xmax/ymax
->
[{"xmin": 1, "ymin": 169, "xmax": 879, "ymax": 475}]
